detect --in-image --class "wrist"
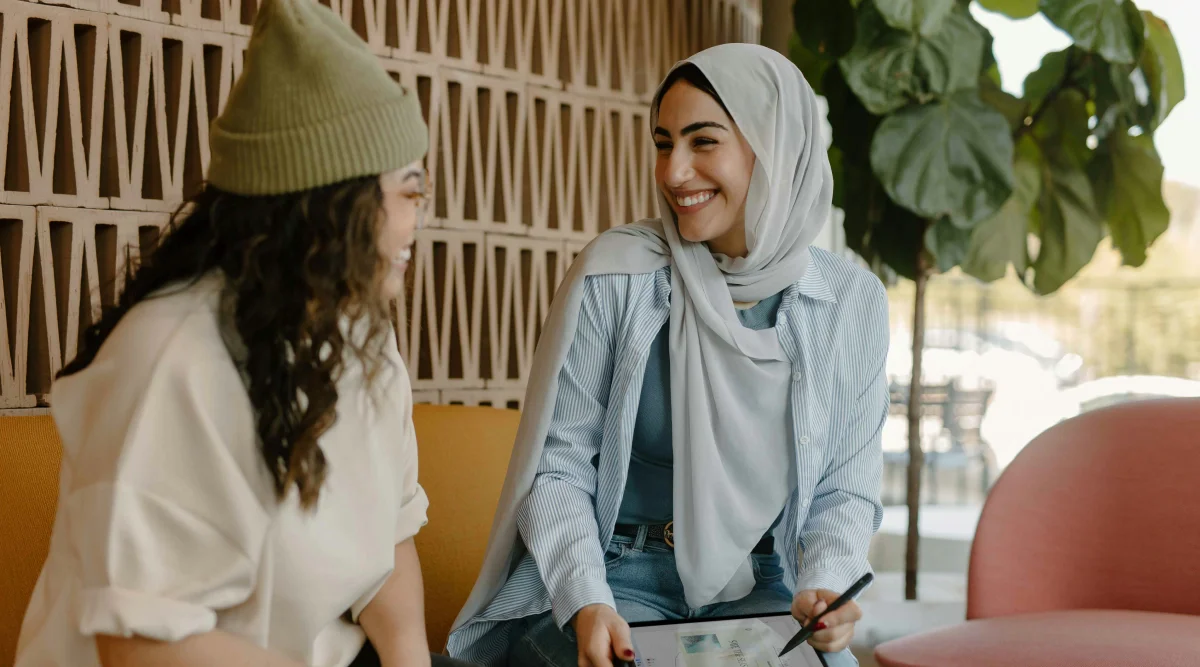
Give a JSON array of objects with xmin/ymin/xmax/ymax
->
[
  {"xmin": 384, "ymin": 648, "xmax": 430, "ymax": 667},
  {"xmin": 571, "ymin": 603, "xmax": 608, "ymax": 631},
  {"xmin": 377, "ymin": 630, "xmax": 430, "ymax": 667}
]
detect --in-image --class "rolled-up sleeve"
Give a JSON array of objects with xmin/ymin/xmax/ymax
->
[
  {"xmin": 394, "ymin": 416, "xmax": 430, "ymax": 543},
  {"xmin": 71, "ymin": 484, "xmax": 260, "ymax": 641},
  {"xmin": 798, "ymin": 277, "xmax": 888, "ymax": 594}
]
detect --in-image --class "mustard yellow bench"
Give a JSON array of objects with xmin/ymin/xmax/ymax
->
[{"xmin": 0, "ymin": 405, "xmax": 520, "ymax": 666}]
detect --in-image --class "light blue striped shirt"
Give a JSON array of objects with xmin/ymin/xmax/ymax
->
[{"xmin": 447, "ymin": 248, "xmax": 888, "ymax": 665}]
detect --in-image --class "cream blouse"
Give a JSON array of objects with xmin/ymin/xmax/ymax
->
[{"xmin": 15, "ymin": 273, "xmax": 429, "ymax": 667}]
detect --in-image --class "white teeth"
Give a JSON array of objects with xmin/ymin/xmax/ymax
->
[
  {"xmin": 676, "ymin": 191, "xmax": 714, "ymax": 207},
  {"xmin": 391, "ymin": 247, "xmax": 412, "ymax": 266}
]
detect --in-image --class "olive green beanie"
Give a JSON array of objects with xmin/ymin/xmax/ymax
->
[{"xmin": 207, "ymin": 0, "xmax": 428, "ymax": 196}]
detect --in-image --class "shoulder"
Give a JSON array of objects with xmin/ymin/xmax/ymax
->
[
  {"xmin": 803, "ymin": 249, "xmax": 890, "ymax": 366},
  {"xmin": 580, "ymin": 267, "xmax": 666, "ymax": 313},
  {"xmin": 566, "ymin": 268, "xmax": 667, "ymax": 349},
  {"xmin": 805, "ymin": 248, "xmax": 888, "ymax": 331},
  {"xmin": 107, "ymin": 274, "xmax": 239, "ymax": 386},
  {"xmin": 809, "ymin": 248, "xmax": 887, "ymax": 309},
  {"xmin": 51, "ymin": 273, "xmax": 252, "ymax": 451},
  {"xmin": 581, "ymin": 265, "xmax": 666, "ymax": 292}
]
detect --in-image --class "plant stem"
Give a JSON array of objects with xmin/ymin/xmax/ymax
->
[{"xmin": 905, "ymin": 247, "xmax": 930, "ymax": 601}]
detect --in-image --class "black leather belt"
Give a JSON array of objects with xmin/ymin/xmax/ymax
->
[{"xmin": 613, "ymin": 521, "xmax": 775, "ymax": 555}]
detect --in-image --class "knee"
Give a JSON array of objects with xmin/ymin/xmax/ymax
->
[{"xmin": 508, "ymin": 616, "xmax": 578, "ymax": 667}]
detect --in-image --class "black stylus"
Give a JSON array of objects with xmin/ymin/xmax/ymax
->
[{"xmin": 778, "ymin": 572, "xmax": 874, "ymax": 658}]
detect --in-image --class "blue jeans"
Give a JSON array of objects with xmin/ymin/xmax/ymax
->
[{"xmin": 507, "ymin": 528, "xmax": 857, "ymax": 666}]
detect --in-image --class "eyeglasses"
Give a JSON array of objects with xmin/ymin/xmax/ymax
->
[{"xmin": 403, "ymin": 173, "xmax": 434, "ymax": 229}]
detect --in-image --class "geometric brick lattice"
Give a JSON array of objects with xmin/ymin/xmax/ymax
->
[{"xmin": 0, "ymin": 0, "xmax": 761, "ymax": 410}]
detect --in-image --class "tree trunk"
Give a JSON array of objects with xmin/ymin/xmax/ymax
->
[{"xmin": 905, "ymin": 257, "xmax": 929, "ymax": 601}]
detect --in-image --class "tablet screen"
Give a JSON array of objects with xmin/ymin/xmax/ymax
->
[{"xmin": 628, "ymin": 612, "xmax": 826, "ymax": 667}]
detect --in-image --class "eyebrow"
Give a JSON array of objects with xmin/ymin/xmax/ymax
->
[
  {"xmin": 653, "ymin": 121, "xmax": 729, "ymax": 138},
  {"xmin": 400, "ymin": 169, "xmax": 423, "ymax": 183}
]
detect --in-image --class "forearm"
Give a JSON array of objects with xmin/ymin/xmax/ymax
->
[
  {"xmin": 517, "ymin": 479, "xmax": 615, "ymax": 628},
  {"xmin": 96, "ymin": 630, "xmax": 305, "ymax": 667},
  {"xmin": 800, "ymin": 405, "xmax": 885, "ymax": 591},
  {"xmin": 359, "ymin": 539, "xmax": 431, "ymax": 667}
]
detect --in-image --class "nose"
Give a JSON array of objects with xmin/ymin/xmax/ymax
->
[{"xmin": 664, "ymin": 148, "xmax": 696, "ymax": 187}]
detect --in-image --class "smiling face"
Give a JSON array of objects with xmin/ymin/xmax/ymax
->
[
  {"xmin": 653, "ymin": 79, "xmax": 757, "ymax": 258},
  {"xmin": 377, "ymin": 160, "xmax": 429, "ymax": 300}
]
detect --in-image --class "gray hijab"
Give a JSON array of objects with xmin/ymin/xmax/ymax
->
[{"xmin": 452, "ymin": 42, "xmax": 833, "ymax": 626}]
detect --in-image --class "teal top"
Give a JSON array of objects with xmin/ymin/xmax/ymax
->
[{"xmin": 616, "ymin": 291, "xmax": 786, "ymax": 524}]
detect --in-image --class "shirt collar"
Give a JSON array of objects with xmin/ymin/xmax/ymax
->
[{"xmin": 794, "ymin": 258, "xmax": 837, "ymax": 303}]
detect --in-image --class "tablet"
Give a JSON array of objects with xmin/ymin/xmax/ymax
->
[{"xmin": 628, "ymin": 611, "xmax": 827, "ymax": 667}]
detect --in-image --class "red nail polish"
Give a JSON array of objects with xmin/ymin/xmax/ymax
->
[
  {"xmin": 624, "ymin": 649, "xmax": 635, "ymax": 658},
  {"xmin": 816, "ymin": 622, "xmax": 827, "ymax": 630}
]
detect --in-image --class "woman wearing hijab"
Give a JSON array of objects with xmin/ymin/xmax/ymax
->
[
  {"xmin": 446, "ymin": 44, "xmax": 887, "ymax": 667},
  {"xmin": 14, "ymin": 2, "xmax": 475, "ymax": 666}
]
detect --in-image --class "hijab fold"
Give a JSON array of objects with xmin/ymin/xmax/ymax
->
[{"xmin": 452, "ymin": 43, "xmax": 834, "ymax": 624}]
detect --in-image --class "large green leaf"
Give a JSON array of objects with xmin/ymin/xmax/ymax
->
[
  {"xmin": 924, "ymin": 216, "xmax": 973, "ymax": 272},
  {"xmin": 1023, "ymin": 48, "xmax": 1142, "ymax": 141},
  {"xmin": 1040, "ymin": 0, "xmax": 1142, "ymax": 65},
  {"xmin": 839, "ymin": 3, "xmax": 984, "ymax": 115},
  {"xmin": 1093, "ymin": 58, "xmax": 1139, "ymax": 140},
  {"xmin": 870, "ymin": 91, "xmax": 1014, "ymax": 227},
  {"xmin": 1088, "ymin": 129, "xmax": 1169, "ymax": 267},
  {"xmin": 1026, "ymin": 94, "xmax": 1105, "ymax": 295},
  {"xmin": 978, "ymin": 0, "xmax": 1038, "ymax": 19},
  {"xmin": 1139, "ymin": 10, "xmax": 1185, "ymax": 129},
  {"xmin": 839, "ymin": 4, "xmax": 915, "ymax": 114},
  {"xmin": 1030, "ymin": 159, "xmax": 1103, "ymax": 294},
  {"xmin": 1032, "ymin": 89, "xmax": 1092, "ymax": 170},
  {"xmin": 1017, "ymin": 115, "xmax": 1099, "ymax": 293},
  {"xmin": 1022, "ymin": 48, "xmax": 1071, "ymax": 109},
  {"xmin": 875, "ymin": 0, "xmax": 955, "ymax": 36},
  {"xmin": 962, "ymin": 139, "xmax": 1041, "ymax": 282},
  {"xmin": 901, "ymin": 5, "xmax": 985, "ymax": 97},
  {"xmin": 795, "ymin": 0, "xmax": 857, "ymax": 60}
]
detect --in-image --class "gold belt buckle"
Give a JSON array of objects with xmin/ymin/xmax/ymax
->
[{"xmin": 663, "ymin": 521, "xmax": 674, "ymax": 548}]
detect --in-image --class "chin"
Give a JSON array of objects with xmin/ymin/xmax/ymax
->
[
  {"xmin": 380, "ymin": 272, "xmax": 405, "ymax": 303},
  {"xmin": 676, "ymin": 220, "xmax": 716, "ymax": 244}
]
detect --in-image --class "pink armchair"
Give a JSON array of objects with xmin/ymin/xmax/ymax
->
[{"xmin": 874, "ymin": 398, "xmax": 1200, "ymax": 667}]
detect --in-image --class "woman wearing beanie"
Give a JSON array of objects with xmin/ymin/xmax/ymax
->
[{"xmin": 13, "ymin": 1, "xmax": 472, "ymax": 666}]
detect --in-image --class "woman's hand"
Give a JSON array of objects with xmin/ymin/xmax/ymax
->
[
  {"xmin": 572, "ymin": 604, "xmax": 636, "ymax": 667},
  {"xmin": 791, "ymin": 589, "xmax": 862, "ymax": 654}
]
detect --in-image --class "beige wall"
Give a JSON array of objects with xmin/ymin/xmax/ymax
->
[
  {"xmin": 0, "ymin": 0, "xmax": 761, "ymax": 411},
  {"xmin": 759, "ymin": 0, "xmax": 793, "ymax": 56}
]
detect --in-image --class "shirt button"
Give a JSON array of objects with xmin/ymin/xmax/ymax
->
[
  {"xmin": 791, "ymin": 371, "xmax": 803, "ymax": 382},
  {"xmin": 799, "ymin": 435, "xmax": 810, "ymax": 446},
  {"xmin": 778, "ymin": 315, "xmax": 788, "ymax": 328},
  {"xmin": 802, "ymin": 499, "xmax": 810, "ymax": 508}
]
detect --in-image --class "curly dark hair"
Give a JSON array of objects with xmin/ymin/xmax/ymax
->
[{"xmin": 58, "ymin": 176, "xmax": 396, "ymax": 509}]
